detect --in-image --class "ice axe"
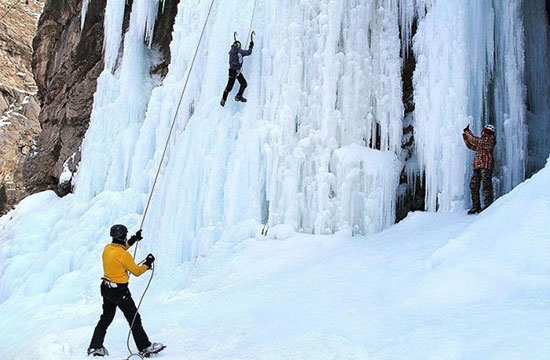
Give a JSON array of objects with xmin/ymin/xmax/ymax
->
[{"xmin": 261, "ymin": 224, "xmax": 269, "ymax": 237}]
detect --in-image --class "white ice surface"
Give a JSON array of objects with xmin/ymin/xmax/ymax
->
[{"xmin": 411, "ymin": 0, "xmax": 533, "ymax": 209}]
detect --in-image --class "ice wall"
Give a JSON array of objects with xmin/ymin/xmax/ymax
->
[
  {"xmin": 410, "ymin": 0, "xmax": 532, "ymax": 210},
  {"xmin": 491, "ymin": 0, "xmax": 527, "ymax": 194},
  {"xmin": 412, "ymin": 0, "xmax": 471, "ymax": 211},
  {"xmin": 72, "ymin": 0, "xmax": 405, "ymax": 266}
]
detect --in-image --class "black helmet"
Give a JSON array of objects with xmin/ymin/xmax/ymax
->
[
  {"xmin": 232, "ymin": 40, "xmax": 241, "ymax": 49},
  {"xmin": 110, "ymin": 224, "xmax": 128, "ymax": 239}
]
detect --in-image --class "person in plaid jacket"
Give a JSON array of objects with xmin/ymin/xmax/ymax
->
[{"xmin": 463, "ymin": 123, "xmax": 496, "ymax": 214}]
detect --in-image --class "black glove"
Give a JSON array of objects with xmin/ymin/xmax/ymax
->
[
  {"xmin": 249, "ymin": 41, "xmax": 254, "ymax": 49},
  {"xmin": 143, "ymin": 253, "xmax": 155, "ymax": 269},
  {"xmin": 463, "ymin": 124, "xmax": 470, "ymax": 132},
  {"xmin": 127, "ymin": 230, "xmax": 143, "ymax": 246}
]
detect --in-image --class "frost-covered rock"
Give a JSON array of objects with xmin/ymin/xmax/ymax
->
[{"xmin": 0, "ymin": 0, "xmax": 43, "ymax": 212}]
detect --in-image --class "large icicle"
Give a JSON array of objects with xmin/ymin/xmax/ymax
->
[
  {"xmin": 75, "ymin": 0, "xmax": 161, "ymax": 199},
  {"xmin": 80, "ymin": 0, "xmax": 89, "ymax": 31},
  {"xmin": 491, "ymin": 0, "xmax": 527, "ymax": 195},
  {"xmin": 102, "ymin": 0, "xmax": 126, "ymax": 72},
  {"xmin": 412, "ymin": 0, "xmax": 528, "ymax": 210},
  {"xmin": 412, "ymin": 0, "xmax": 470, "ymax": 211},
  {"xmin": 251, "ymin": 0, "xmax": 403, "ymax": 234}
]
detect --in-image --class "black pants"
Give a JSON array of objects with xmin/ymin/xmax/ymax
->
[
  {"xmin": 470, "ymin": 168, "xmax": 493, "ymax": 209},
  {"xmin": 222, "ymin": 69, "xmax": 247, "ymax": 101},
  {"xmin": 89, "ymin": 282, "xmax": 151, "ymax": 352}
]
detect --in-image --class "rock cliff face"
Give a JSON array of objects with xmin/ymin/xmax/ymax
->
[
  {"xmin": 0, "ymin": 0, "xmax": 43, "ymax": 213},
  {"xmin": 23, "ymin": 0, "xmax": 179, "ymax": 200},
  {"xmin": 23, "ymin": 0, "xmax": 106, "ymax": 198}
]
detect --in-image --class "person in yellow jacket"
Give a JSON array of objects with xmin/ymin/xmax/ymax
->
[{"xmin": 88, "ymin": 224, "xmax": 164, "ymax": 357}]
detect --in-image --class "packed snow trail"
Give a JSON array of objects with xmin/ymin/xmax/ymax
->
[{"xmin": 2, "ymin": 162, "xmax": 550, "ymax": 359}]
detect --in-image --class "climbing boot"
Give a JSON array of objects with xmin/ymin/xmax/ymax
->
[
  {"xmin": 220, "ymin": 98, "xmax": 226, "ymax": 107},
  {"xmin": 87, "ymin": 347, "xmax": 109, "ymax": 357},
  {"xmin": 139, "ymin": 343, "xmax": 166, "ymax": 358},
  {"xmin": 467, "ymin": 207, "xmax": 481, "ymax": 215},
  {"xmin": 235, "ymin": 95, "xmax": 247, "ymax": 102}
]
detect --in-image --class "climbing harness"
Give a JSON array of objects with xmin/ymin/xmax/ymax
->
[{"xmin": 124, "ymin": 0, "xmax": 216, "ymax": 358}]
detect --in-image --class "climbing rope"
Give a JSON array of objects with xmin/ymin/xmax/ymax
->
[
  {"xmin": 246, "ymin": 0, "xmax": 258, "ymax": 44},
  {"xmin": 125, "ymin": 1, "xmax": 216, "ymax": 358},
  {"xmin": 248, "ymin": 0, "xmax": 267, "ymax": 237},
  {"xmin": 134, "ymin": 0, "xmax": 216, "ymax": 258},
  {"xmin": 234, "ymin": 0, "xmax": 257, "ymax": 46},
  {"xmin": 125, "ymin": 263, "xmax": 155, "ymax": 360}
]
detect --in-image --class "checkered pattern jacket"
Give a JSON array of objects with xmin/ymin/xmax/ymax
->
[{"xmin": 463, "ymin": 129, "xmax": 496, "ymax": 170}]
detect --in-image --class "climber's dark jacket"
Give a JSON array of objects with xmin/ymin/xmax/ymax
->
[{"xmin": 228, "ymin": 44, "xmax": 253, "ymax": 70}]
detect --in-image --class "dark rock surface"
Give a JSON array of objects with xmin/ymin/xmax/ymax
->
[
  {"xmin": 23, "ymin": 0, "xmax": 179, "ymax": 198},
  {"xmin": 0, "ymin": 0, "xmax": 43, "ymax": 214},
  {"xmin": 23, "ymin": 0, "xmax": 106, "ymax": 197}
]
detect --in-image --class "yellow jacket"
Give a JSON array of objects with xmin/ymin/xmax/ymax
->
[{"xmin": 102, "ymin": 243, "xmax": 148, "ymax": 284}]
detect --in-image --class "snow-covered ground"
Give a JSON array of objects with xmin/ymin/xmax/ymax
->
[{"xmin": 2, "ymin": 162, "xmax": 549, "ymax": 359}]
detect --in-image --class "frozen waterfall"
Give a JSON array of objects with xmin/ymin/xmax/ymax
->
[
  {"xmin": 75, "ymin": 0, "xmax": 550, "ymax": 242},
  {"xmin": 77, "ymin": 0, "xmax": 405, "ymax": 245},
  {"xmin": 1, "ymin": 0, "xmax": 550, "ymax": 301}
]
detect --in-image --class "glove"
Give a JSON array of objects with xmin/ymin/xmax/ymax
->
[
  {"xmin": 143, "ymin": 253, "xmax": 155, "ymax": 269},
  {"xmin": 127, "ymin": 230, "xmax": 143, "ymax": 246},
  {"xmin": 249, "ymin": 41, "xmax": 254, "ymax": 49},
  {"xmin": 463, "ymin": 124, "xmax": 470, "ymax": 132}
]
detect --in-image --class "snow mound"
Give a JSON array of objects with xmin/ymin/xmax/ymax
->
[{"xmin": 1, "ymin": 162, "xmax": 550, "ymax": 359}]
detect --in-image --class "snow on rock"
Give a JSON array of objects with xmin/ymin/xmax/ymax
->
[{"xmin": 59, "ymin": 153, "xmax": 77, "ymax": 184}]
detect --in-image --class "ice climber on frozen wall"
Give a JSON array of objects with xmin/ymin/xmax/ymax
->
[
  {"xmin": 88, "ymin": 225, "xmax": 165, "ymax": 357},
  {"xmin": 463, "ymin": 124, "xmax": 497, "ymax": 214},
  {"xmin": 220, "ymin": 38, "xmax": 254, "ymax": 106}
]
